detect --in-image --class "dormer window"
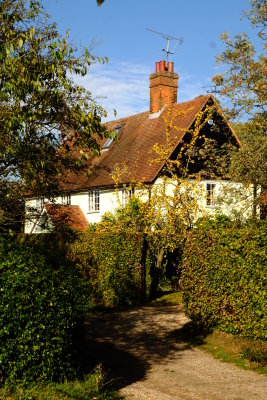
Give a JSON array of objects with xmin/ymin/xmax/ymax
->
[{"xmin": 102, "ymin": 125, "xmax": 122, "ymax": 150}]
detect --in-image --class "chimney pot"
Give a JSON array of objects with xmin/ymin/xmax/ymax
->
[
  {"xmin": 168, "ymin": 62, "xmax": 174, "ymax": 72},
  {"xmin": 155, "ymin": 62, "xmax": 160, "ymax": 72},
  {"xmin": 159, "ymin": 60, "xmax": 166, "ymax": 72}
]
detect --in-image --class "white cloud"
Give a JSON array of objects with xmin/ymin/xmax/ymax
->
[{"xmin": 74, "ymin": 60, "xmax": 211, "ymax": 122}]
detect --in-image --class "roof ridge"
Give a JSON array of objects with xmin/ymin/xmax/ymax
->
[
  {"xmin": 177, "ymin": 94, "xmax": 211, "ymax": 106},
  {"xmin": 105, "ymin": 110, "xmax": 150, "ymax": 125},
  {"xmin": 105, "ymin": 95, "xmax": 212, "ymax": 125}
]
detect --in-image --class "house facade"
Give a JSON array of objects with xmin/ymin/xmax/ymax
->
[{"xmin": 25, "ymin": 60, "xmax": 253, "ymax": 233}]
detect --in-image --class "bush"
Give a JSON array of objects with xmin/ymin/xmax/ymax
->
[
  {"xmin": 0, "ymin": 236, "xmax": 90, "ymax": 384},
  {"xmin": 181, "ymin": 219, "xmax": 267, "ymax": 340},
  {"xmin": 70, "ymin": 230, "xmax": 152, "ymax": 306}
]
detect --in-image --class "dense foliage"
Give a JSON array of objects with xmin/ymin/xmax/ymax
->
[
  {"xmin": 181, "ymin": 219, "xmax": 267, "ymax": 340},
  {"xmin": 212, "ymin": 0, "xmax": 267, "ymax": 218},
  {"xmin": 0, "ymin": 235, "xmax": 90, "ymax": 384},
  {"xmin": 69, "ymin": 198, "xmax": 184, "ymax": 306},
  {"xmin": 0, "ymin": 0, "xmax": 107, "ymax": 231},
  {"xmin": 212, "ymin": 0, "xmax": 266, "ymax": 120},
  {"xmin": 70, "ymin": 229, "xmax": 151, "ymax": 307}
]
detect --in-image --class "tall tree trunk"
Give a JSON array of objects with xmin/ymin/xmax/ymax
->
[{"xmin": 149, "ymin": 247, "xmax": 164, "ymax": 299}]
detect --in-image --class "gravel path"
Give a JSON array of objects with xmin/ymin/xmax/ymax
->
[{"xmin": 83, "ymin": 304, "xmax": 267, "ymax": 400}]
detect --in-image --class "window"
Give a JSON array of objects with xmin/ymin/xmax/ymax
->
[
  {"xmin": 102, "ymin": 125, "xmax": 122, "ymax": 150},
  {"xmin": 206, "ymin": 183, "xmax": 216, "ymax": 206},
  {"xmin": 121, "ymin": 186, "xmax": 135, "ymax": 206},
  {"xmin": 36, "ymin": 197, "xmax": 44, "ymax": 212},
  {"xmin": 88, "ymin": 190, "xmax": 100, "ymax": 212},
  {"xmin": 61, "ymin": 193, "xmax": 71, "ymax": 205}
]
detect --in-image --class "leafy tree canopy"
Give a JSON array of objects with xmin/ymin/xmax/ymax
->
[
  {"xmin": 212, "ymin": 0, "xmax": 266, "ymax": 217},
  {"xmin": 0, "ymin": 0, "xmax": 108, "ymax": 231},
  {"xmin": 231, "ymin": 116, "xmax": 267, "ymax": 189},
  {"xmin": 212, "ymin": 0, "xmax": 266, "ymax": 121}
]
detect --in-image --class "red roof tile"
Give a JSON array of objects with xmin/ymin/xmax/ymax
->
[
  {"xmin": 44, "ymin": 204, "xmax": 88, "ymax": 230},
  {"xmin": 59, "ymin": 95, "xmax": 238, "ymax": 191}
]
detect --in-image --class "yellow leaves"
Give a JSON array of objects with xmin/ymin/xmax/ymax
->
[
  {"xmin": 17, "ymin": 38, "xmax": 23, "ymax": 48},
  {"xmin": 29, "ymin": 27, "xmax": 35, "ymax": 40},
  {"xmin": 221, "ymin": 32, "xmax": 230, "ymax": 41}
]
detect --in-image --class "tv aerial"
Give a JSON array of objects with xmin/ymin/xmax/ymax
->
[
  {"xmin": 147, "ymin": 28, "xmax": 183, "ymax": 63},
  {"xmin": 202, "ymin": 83, "xmax": 221, "ymax": 99}
]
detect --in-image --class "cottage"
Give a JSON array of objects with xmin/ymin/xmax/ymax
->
[{"xmin": 25, "ymin": 60, "xmax": 252, "ymax": 233}]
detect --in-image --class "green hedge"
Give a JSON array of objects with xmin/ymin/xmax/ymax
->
[
  {"xmin": 0, "ymin": 236, "xmax": 90, "ymax": 384},
  {"xmin": 70, "ymin": 229, "xmax": 154, "ymax": 306},
  {"xmin": 181, "ymin": 220, "xmax": 267, "ymax": 340}
]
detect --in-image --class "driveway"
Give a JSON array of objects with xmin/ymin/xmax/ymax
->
[{"xmin": 83, "ymin": 304, "xmax": 267, "ymax": 400}]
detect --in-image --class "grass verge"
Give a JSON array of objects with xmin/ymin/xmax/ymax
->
[
  {"xmin": 151, "ymin": 291, "xmax": 267, "ymax": 376},
  {"xmin": 150, "ymin": 291, "xmax": 183, "ymax": 305},
  {"xmin": 0, "ymin": 366, "xmax": 122, "ymax": 400},
  {"xmin": 199, "ymin": 331, "xmax": 267, "ymax": 376}
]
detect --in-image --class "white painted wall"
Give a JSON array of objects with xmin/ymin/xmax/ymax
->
[{"xmin": 24, "ymin": 179, "xmax": 255, "ymax": 233}]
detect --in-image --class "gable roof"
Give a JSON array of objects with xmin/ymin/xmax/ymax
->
[
  {"xmin": 59, "ymin": 95, "xmax": 238, "ymax": 192},
  {"xmin": 39, "ymin": 204, "xmax": 89, "ymax": 231}
]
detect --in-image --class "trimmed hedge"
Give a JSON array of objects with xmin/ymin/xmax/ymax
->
[
  {"xmin": 181, "ymin": 220, "xmax": 267, "ymax": 340},
  {"xmin": 70, "ymin": 230, "xmax": 152, "ymax": 306},
  {"xmin": 0, "ymin": 236, "xmax": 90, "ymax": 384}
]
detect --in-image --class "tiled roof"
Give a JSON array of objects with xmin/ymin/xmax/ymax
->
[
  {"xmin": 59, "ymin": 95, "xmax": 236, "ymax": 191},
  {"xmin": 44, "ymin": 204, "xmax": 89, "ymax": 230}
]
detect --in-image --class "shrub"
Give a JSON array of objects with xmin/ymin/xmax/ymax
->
[
  {"xmin": 0, "ymin": 236, "xmax": 90, "ymax": 384},
  {"xmin": 70, "ymin": 230, "xmax": 151, "ymax": 306},
  {"xmin": 181, "ymin": 220, "xmax": 267, "ymax": 340}
]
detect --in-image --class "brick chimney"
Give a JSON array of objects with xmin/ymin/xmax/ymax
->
[{"xmin": 149, "ymin": 60, "xmax": 179, "ymax": 114}]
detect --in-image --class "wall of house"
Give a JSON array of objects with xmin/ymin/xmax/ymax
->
[
  {"xmin": 25, "ymin": 188, "xmax": 125, "ymax": 233},
  {"xmin": 24, "ymin": 180, "xmax": 255, "ymax": 233},
  {"xmin": 71, "ymin": 189, "xmax": 119, "ymax": 224},
  {"xmin": 152, "ymin": 177, "xmax": 255, "ymax": 222}
]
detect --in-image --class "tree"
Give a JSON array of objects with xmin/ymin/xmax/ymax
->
[
  {"xmin": 0, "ymin": 0, "xmax": 108, "ymax": 232},
  {"xmin": 212, "ymin": 0, "xmax": 267, "ymax": 217},
  {"xmin": 230, "ymin": 118, "xmax": 267, "ymax": 217},
  {"xmin": 212, "ymin": 0, "xmax": 266, "ymax": 120}
]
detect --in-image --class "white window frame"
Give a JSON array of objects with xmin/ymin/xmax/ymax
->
[
  {"xmin": 205, "ymin": 182, "xmax": 217, "ymax": 207},
  {"xmin": 36, "ymin": 197, "xmax": 44, "ymax": 212},
  {"xmin": 121, "ymin": 186, "xmax": 135, "ymax": 206},
  {"xmin": 61, "ymin": 193, "xmax": 71, "ymax": 205},
  {"xmin": 88, "ymin": 190, "xmax": 100, "ymax": 212}
]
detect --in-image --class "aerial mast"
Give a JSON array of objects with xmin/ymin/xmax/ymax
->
[{"xmin": 147, "ymin": 28, "xmax": 183, "ymax": 63}]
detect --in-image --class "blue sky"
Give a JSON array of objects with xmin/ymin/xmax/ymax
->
[{"xmin": 43, "ymin": 0, "xmax": 257, "ymax": 121}]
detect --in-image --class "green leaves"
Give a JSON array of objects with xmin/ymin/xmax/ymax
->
[
  {"xmin": 0, "ymin": 0, "xmax": 107, "ymax": 231},
  {"xmin": 181, "ymin": 219, "xmax": 267, "ymax": 340},
  {"xmin": 0, "ymin": 235, "xmax": 90, "ymax": 384},
  {"xmin": 213, "ymin": 0, "xmax": 266, "ymax": 120},
  {"xmin": 70, "ymin": 229, "xmax": 146, "ymax": 306}
]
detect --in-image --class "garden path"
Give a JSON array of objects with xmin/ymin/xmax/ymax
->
[{"xmin": 83, "ymin": 303, "xmax": 267, "ymax": 400}]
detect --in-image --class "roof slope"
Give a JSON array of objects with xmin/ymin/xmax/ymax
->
[
  {"xmin": 44, "ymin": 204, "xmax": 89, "ymax": 230},
  {"xmin": 60, "ymin": 95, "xmax": 235, "ymax": 191}
]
